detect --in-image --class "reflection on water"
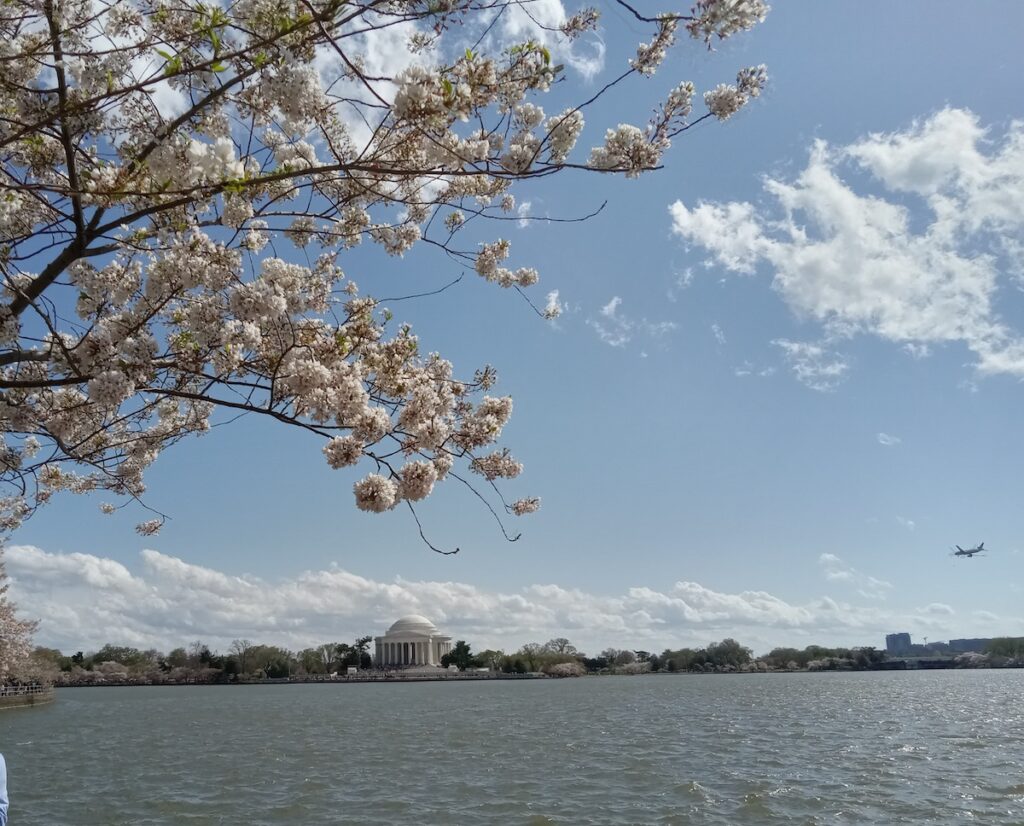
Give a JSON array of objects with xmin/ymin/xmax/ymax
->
[{"xmin": 3, "ymin": 670, "xmax": 1024, "ymax": 824}]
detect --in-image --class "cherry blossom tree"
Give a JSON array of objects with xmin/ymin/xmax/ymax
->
[
  {"xmin": 0, "ymin": 0, "xmax": 768, "ymax": 549},
  {"xmin": 0, "ymin": 548, "xmax": 37, "ymax": 681}
]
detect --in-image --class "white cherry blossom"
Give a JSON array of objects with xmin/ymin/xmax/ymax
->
[
  {"xmin": 354, "ymin": 474, "xmax": 399, "ymax": 513},
  {"xmin": 0, "ymin": 0, "xmax": 767, "ymax": 548}
]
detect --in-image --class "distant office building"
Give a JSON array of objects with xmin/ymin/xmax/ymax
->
[
  {"xmin": 886, "ymin": 633, "xmax": 912, "ymax": 655},
  {"xmin": 948, "ymin": 638, "xmax": 992, "ymax": 653}
]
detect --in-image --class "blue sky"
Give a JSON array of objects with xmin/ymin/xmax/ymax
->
[{"xmin": 9, "ymin": 1, "xmax": 1024, "ymax": 656}]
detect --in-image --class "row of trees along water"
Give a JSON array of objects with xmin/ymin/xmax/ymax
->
[
  {"xmin": 21, "ymin": 635, "xmax": 1010, "ymax": 686},
  {"xmin": 12, "ymin": 632, "xmax": 1024, "ymax": 688},
  {"xmin": 30, "ymin": 637, "xmax": 377, "ymax": 685}
]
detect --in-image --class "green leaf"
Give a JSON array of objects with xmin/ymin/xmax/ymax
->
[
  {"xmin": 163, "ymin": 56, "xmax": 183, "ymax": 77},
  {"xmin": 210, "ymin": 60, "xmax": 227, "ymax": 72},
  {"xmin": 222, "ymin": 177, "xmax": 247, "ymax": 194}
]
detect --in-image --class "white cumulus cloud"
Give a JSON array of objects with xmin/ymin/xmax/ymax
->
[
  {"xmin": 496, "ymin": 0, "xmax": 606, "ymax": 80},
  {"xmin": 1, "ymin": 545, "xmax": 948, "ymax": 655},
  {"xmin": 670, "ymin": 108, "xmax": 1024, "ymax": 378}
]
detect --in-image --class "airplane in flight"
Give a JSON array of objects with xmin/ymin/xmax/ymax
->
[{"xmin": 952, "ymin": 542, "xmax": 986, "ymax": 558}]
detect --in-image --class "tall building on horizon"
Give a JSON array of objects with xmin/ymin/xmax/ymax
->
[{"xmin": 885, "ymin": 632, "xmax": 912, "ymax": 655}]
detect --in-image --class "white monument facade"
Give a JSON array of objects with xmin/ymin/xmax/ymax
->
[{"xmin": 374, "ymin": 615, "xmax": 453, "ymax": 667}]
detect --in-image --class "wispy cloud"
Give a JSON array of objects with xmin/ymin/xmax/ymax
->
[
  {"xmin": 711, "ymin": 323, "xmax": 727, "ymax": 345},
  {"xmin": 588, "ymin": 296, "xmax": 677, "ymax": 348},
  {"xmin": 773, "ymin": 339, "xmax": 849, "ymax": 391},
  {"xmin": 877, "ymin": 432, "xmax": 902, "ymax": 446},
  {"xmin": 734, "ymin": 361, "xmax": 775, "ymax": 378},
  {"xmin": 818, "ymin": 553, "xmax": 892, "ymax": 600},
  {"xmin": 919, "ymin": 602, "xmax": 954, "ymax": 617},
  {"xmin": 666, "ymin": 266, "xmax": 694, "ymax": 302},
  {"xmin": 589, "ymin": 296, "xmax": 632, "ymax": 347},
  {"xmin": 516, "ymin": 200, "xmax": 532, "ymax": 228},
  {"xmin": 896, "ymin": 516, "xmax": 916, "ymax": 531},
  {"xmin": 645, "ymin": 321, "xmax": 679, "ymax": 338}
]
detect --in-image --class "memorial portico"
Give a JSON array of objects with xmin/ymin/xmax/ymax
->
[{"xmin": 374, "ymin": 615, "xmax": 453, "ymax": 667}]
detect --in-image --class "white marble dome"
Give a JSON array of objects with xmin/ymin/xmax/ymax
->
[
  {"xmin": 387, "ymin": 614, "xmax": 439, "ymax": 636},
  {"xmin": 376, "ymin": 615, "xmax": 452, "ymax": 667}
]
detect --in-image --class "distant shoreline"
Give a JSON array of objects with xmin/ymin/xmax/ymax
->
[
  {"xmin": 54, "ymin": 672, "xmax": 543, "ymax": 687},
  {"xmin": 49, "ymin": 663, "xmax": 1024, "ymax": 689}
]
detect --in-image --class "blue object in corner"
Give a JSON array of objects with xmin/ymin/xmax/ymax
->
[{"xmin": 0, "ymin": 751, "xmax": 8, "ymax": 826}]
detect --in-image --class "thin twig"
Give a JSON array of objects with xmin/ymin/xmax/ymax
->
[{"xmin": 407, "ymin": 501, "xmax": 460, "ymax": 555}]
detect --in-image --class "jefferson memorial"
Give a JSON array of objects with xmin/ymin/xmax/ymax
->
[{"xmin": 374, "ymin": 615, "xmax": 453, "ymax": 667}]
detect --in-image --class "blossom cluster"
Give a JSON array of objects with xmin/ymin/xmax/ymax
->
[
  {"xmin": 545, "ymin": 109, "xmax": 586, "ymax": 163},
  {"xmin": 0, "ymin": 0, "xmax": 767, "ymax": 542},
  {"xmin": 561, "ymin": 8, "xmax": 601, "ymax": 40},
  {"xmin": 0, "ymin": 551, "xmax": 38, "ymax": 681},
  {"xmin": 705, "ymin": 65, "xmax": 768, "ymax": 121},
  {"xmin": 687, "ymin": 0, "xmax": 771, "ymax": 45},
  {"xmin": 632, "ymin": 18, "xmax": 678, "ymax": 76},
  {"xmin": 588, "ymin": 125, "xmax": 662, "ymax": 178},
  {"xmin": 475, "ymin": 240, "xmax": 539, "ymax": 288},
  {"xmin": 470, "ymin": 449, "xmax": 524, "ymax": 481}
]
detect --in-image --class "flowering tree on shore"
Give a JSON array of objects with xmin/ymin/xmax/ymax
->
[
  {"xmin": 0, "ymin": 0, "xmax": 768, "ymax": 549},
  {"xmin": 0, "ymin": 548, "xmax": 37, "ymax": 681}
]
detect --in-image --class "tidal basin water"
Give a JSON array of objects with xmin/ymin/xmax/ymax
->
[{"xmin": 3, "ymin": 671, "xmax": 1024, "ymax": 824}]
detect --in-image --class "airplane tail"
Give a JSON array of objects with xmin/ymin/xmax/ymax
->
[{"xmin": 979, "ymin": 542, "xmax": 984, "ymax": 550}]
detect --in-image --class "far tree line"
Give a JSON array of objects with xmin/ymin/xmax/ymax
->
[
  {"xmin": 29, "ymin": 637, "xmax": 377, "ymax": 685},
  {"xmin": 18, "ymin": 635, "xmax": 1024, "ymax": 687},
  {"xmin": 460, "ymin": 638, "xmax": 892, "ymax": 676}
]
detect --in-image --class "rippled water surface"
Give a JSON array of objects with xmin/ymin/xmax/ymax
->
[{"xmin": 3, "ymin": 671, "xmax": 1024, "ymax": 824}]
